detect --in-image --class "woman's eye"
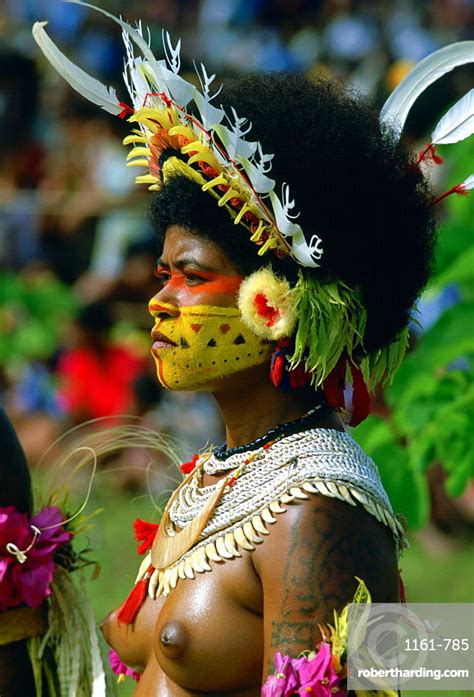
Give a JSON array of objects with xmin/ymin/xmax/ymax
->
[
  {"xmin": 184, "ymin": 273, "xmax": 205, "ymax": 285},
  {"xmin": 154, "ymin": 269, "xmax": 171, "ymax": 286}
]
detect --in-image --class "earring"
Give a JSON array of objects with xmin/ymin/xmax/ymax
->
[{"xmin": 270, "ymin": 338, "xmax": 310, "ymax": 392}]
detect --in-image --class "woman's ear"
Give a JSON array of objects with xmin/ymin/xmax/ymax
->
[{"xmin": 237, "ymin": 268, "xmax": 297, "ymax": 340}]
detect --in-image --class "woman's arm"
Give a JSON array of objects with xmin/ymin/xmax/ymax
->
[{"xmin": 252, "ymin": 494, "xmax": 400, "ymax": 677}]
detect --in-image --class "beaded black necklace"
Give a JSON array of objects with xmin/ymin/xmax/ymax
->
[{"xmin": 213, "ymin": 396, "xmax": 332, "ymax": 460}]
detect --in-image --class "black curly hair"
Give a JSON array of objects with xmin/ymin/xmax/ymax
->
[{"xmin": 150, "ymin": 73, "xmax": 436, "ymax": 353}]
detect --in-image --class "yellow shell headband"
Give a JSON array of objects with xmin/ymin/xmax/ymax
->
[{"xmin": 32, "ymin": 3, "xmax": 474, "ymax": 268}]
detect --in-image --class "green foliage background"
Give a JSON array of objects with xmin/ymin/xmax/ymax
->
[{"xmin": 353, "ymin": 139, "xmax": 474, "ymax": 529}]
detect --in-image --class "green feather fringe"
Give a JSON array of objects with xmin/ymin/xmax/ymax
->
[{"xmin": 289, "ymin": 272, "xmax": 411, "ymax": 390}]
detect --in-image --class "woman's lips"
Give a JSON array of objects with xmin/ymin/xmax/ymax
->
[{"xmin": 151, "ymin": 331, "xmax": 177, "ymax": 351}]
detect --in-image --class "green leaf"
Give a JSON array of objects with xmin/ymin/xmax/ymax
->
[
  {"xmin": 353, "ymin": 417, "xmax": 429, "ymax": 528},
  {"xmin": 434, "ymin": 244, "xmax": 474, "ymax": 288},
  {"xmin": 371, "ymin": 442, "xmax": 429, "ymax": 529},
  {"xmin": 352, "ymin": 415, "xmax": 394, "ymax": 455},
  {"xmin": 408, "ymin": 302, "xmax": 474, "ymax": 371}
]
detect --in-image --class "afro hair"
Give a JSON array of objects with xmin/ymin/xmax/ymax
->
[{"xmin": 150, "ymin": 73, "xmax": 436, "ymax": 354}]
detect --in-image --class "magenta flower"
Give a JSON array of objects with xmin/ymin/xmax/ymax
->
[
  {"xmin": 0, "ymin": 505, "xmax": 72, "ymax": 611},
  {"xmin": 294, "ymin": 643, "xmax": 346, "ymax": 696},
  {"xmin": 262, "ymin": 645, "xmax": 346, "ymax": 697},
  {"xmin": 262, "ymin": 652, "xmax": 299, "ymax": 696},
  {"xmin": 108, "ymin": 649, "xmax": 141, "ymax": 682}
]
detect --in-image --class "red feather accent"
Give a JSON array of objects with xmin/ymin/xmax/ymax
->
[
  {"xmin": 118, "ymin": 101, "xmax": 134, "ymax": 119},
  {"xmin": 117, "ymin": 573, "xmax": 151, "ymax": 624},
  {"xmin": 133, "ymin": 519, "xmax": 159, "ymax": 555},
  {"xmin": 180, "ymin": 453, "xmax": 199, "ymax": 474},
  {"xmin": 323, "ymin": 355, "xmax": 347, "ymax": 410},
  {"xmin": 399, "ymin": 570, "xmax": 407, "ymax": 603},
  {"xmin": 417, "ymin": 143, "xmax": 443, "ymax": 166},
  {"xmin": 433, "ymin": 182, "xmax": 470, "ymax": 205},
  {"xmin": 254, "ymin": 293, "xmax": 280, "ymax": 327},
  {"xmin": 288, "ymin": 363, "xmax": 310, "ymax": 389},
  {"xmin": 349, "ymin": 364, "xmax": 371, "ymax": 427},
  {"xmin": 270, "ymin": 354, "xmax": 285, "ymax": 387}
]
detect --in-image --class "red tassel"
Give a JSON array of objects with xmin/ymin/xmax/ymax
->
[
  {"xmin": 417, "ymin": 143, "xmax": 443, "ymax": 166},
  {"xmin": 288, "ymin": 363, "xmax": 310, "ymax": 389},
  {"xmin": 270, "ymin": 354, "xmax": 285, "ymax": 387},
  {"xmin": 399, "ymin": 570, "xmax": 407, "ymax": 603},
  {"xmin": 133, "ymin": 519, "xmax": 159, "ymax": 555},
  {"xmin": 117, "ymin": 573, "xmax": 151, "ymax": 624},
  {"xmin": 180, "ymin": 453, "xmax": 199, "ymax": 474},
  {"xmin": 323, "ymin": 355, "xmax": 347, "ymax": 410},
  {"xmin": 432, "ymin": 182, "xmax": 470, "ymax": 205},
  {"xmin": 349, "ymin": 364, "xmax": 371, "ymax": 427},
  {"xmin": 254, "ymin": 293, "xmax": 280, "ymax": 327}
]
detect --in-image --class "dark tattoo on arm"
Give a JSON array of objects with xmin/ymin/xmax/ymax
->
[{"xmin": 270, "ymin": 500, "xmax": 394, "ymax": 656}]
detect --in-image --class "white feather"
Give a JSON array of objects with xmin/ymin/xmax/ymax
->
[
  {"xmin": 163, "ymin": 31, "xmax": 181, "ymax": 73},
  {"xmin": 291, "ymin": 230, "xmax": 322, "ymax": 268},
  {"xmin": 193, "ymin": 91, "xmax": 225, "ymax": 130},
  {"xmin": 240, "ymin": 157, "xmax": 275, "ymax": 194},
  {"xmin": 380, "ymin": 41, "xmax": 474, "ymax": 137},
  {"xmin": 160, "ymin": 65, "xmax": 196, "ymax": 107},
  {"xmin": 462, "ymin": 174, "xmax": 474, "ymax": 190},
  {"xmin": 213, "ymin": 123, "xmax": 258, "ymax": 160},
  {"xmin": 32, "ymin": 22, "xmax": 122, "ymax": 115},
  {"xmin": 67, "ymin": 1, "xmax": 166, "ymax": 90},
  {"xmin": 432, "ymin": 89, "xmax": 474, "ymax": 145},
  {"xmin": 268, "ymin": 186, "xmax": 302, "ymax": 237}
]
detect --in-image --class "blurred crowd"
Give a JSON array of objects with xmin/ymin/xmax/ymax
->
[{"xmin": 0, "ymin": 0, "xmax": 472, "ymax": 485}]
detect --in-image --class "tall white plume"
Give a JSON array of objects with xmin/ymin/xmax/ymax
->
[
  {"xmin": 461, "ymin": 174, "xmax": 474, "ymax": 191},
  {"xmin": 431, "ymin": 89, "xmax": 474, "ymax": 145},
  {"xmin": 380, "ymin": 41, "xmax": 474, "ymax": 138},
  {"xmin": 32, "ymin": 22, "xmax": 122, "ymax": 115}
]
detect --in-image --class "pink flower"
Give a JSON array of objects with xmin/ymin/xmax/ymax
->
[
  {"xmin": 0, "ymin": 505, "xmax": 72, "ymax": 611},
  {"xmin": 262, "ymin": 645, "xmax": 347, "ymax": 697},
  {"xmin": 108, "ymin": 649, "xmax": 141, "ymax": 682},
  {"xmin": 262, "ymin": 652, "xmax": 299, "ymax": 696},
  {"xmin": 294, "ymin": 643, "xmax": 346, "ymax": 696}
]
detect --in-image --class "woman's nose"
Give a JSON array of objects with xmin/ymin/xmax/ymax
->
[{"xmin": 148, "ymin": 297, "xmax": 180, "ymax": 319}]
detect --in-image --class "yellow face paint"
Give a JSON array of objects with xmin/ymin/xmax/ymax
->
[{"xmin": 150, "ymin": 301, "xmax": 273, "ymax": 390}]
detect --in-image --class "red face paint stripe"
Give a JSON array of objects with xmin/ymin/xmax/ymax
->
[
  {"xmin": 155, "ymin": 268, "xmax": 243, "ymax": 295},
  {"xmin": 149, "ymin": 301, "xmax": 176, "ymax": 313}
]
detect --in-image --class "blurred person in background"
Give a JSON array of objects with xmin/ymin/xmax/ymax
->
[{"xmin": 56, "ymin": 299, "xmax": 145, "ymax": 424}]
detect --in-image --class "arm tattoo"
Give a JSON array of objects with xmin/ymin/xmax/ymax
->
[{"xmin": 270, "ymin": 501, "xmax": 390, "ymax": 655}]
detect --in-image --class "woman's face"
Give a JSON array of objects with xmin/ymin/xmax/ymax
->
[{"xmin": 148, "ymin": 225, "xmax": 272, "ymax": 391}]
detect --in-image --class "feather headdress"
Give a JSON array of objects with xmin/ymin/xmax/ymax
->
[
  {"xmin": 33, "ymin": 2, "xmax": 322, "ymax": 268},
  {"xmin": 33, "ymin": 6, "xmax": 473, "ymax": 265}
]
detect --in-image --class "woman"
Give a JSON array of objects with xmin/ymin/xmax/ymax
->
[
  {"xmin": 33, "ymin": 9, "xmax": 473, "ymax": 695},
  {"xmin": 97, "ymin": 69, "xmax": 431, "ymax": 694}
]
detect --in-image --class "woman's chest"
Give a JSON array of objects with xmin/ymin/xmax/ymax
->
[{"xmin": 104, "ymin": 552, "xmax": 264, "ymax": 694}]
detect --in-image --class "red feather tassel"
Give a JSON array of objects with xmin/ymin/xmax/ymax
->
[
  {"xmin": 417, "ymin": 143, "xmax": 443, "ymax": 166},
  {"xmin": 180, "ymin": 453, "xmax": 199, "ymax": 475},
  {"xmin": 270, "ymin": 354, "xmax": 285, "ymax": 387},
  {"xmin": 133, "ymin": 519, "xmax": 159, "ymax": 555},
  {"xmin": 349, "ymin": 364, "xmax": 371, "ymax": 427},
  {"xmin": 432, "ymin": 182, "xmax": 470, "ymax": 205},
  {"xmin": 323, "ymin": 355, "xmax": 347, "ymax": 410},
  {"xmin": 117, "ymin": 572, "xmax": 151, "ymax": 624},
  {"xmin": 399, "ymin": 570, "xmax": 407, "ymax": 603}
]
